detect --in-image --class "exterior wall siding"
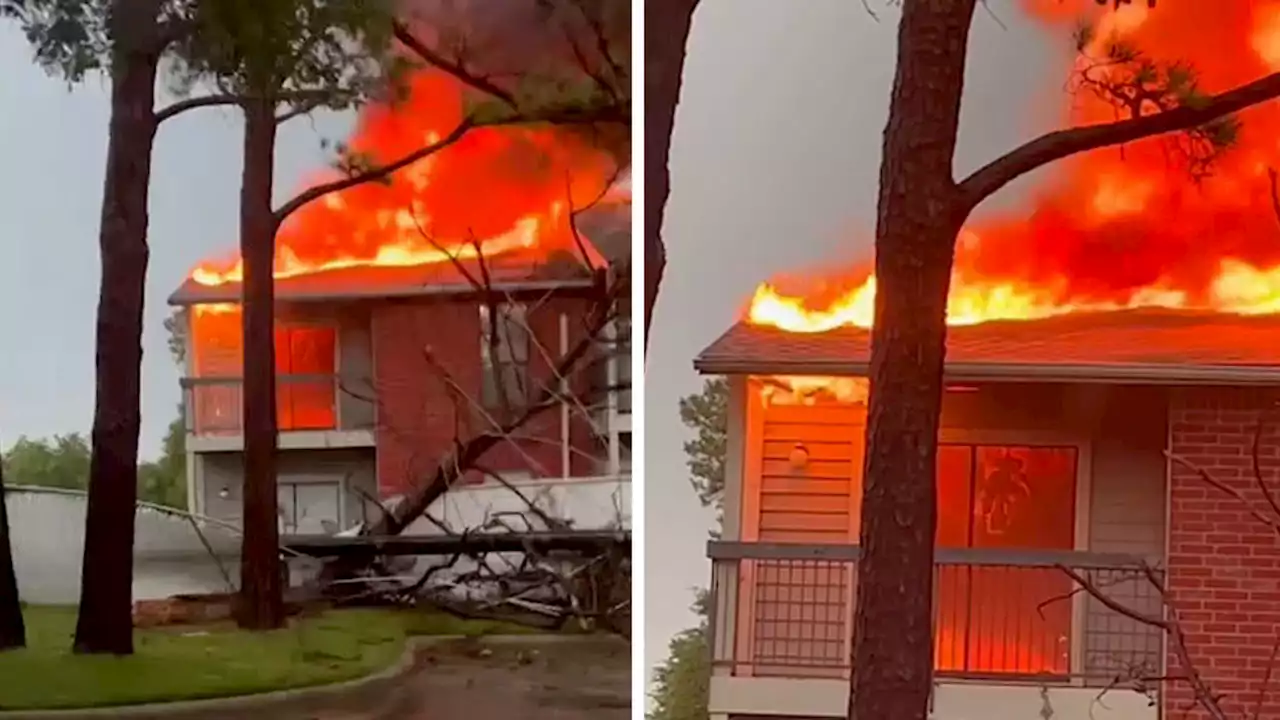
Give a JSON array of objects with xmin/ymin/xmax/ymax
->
[
  {"xmin": 1166, "ymin": 387, "xmax": 1280, "ymax": 719},
  {"xmin": 754, "ymin": 403, "xmax": 860, "ymax": 544},
  {"xmin": 742, "ymin": 383, "xmax": 1167, "ymax": 554},
  {"xmin": 370, "ymin": 296, "xmax": 600, "ymax": 498},
  {"xmin": 1085, "ymin": 385, "xmax": 1168, "ymax": 682},
  {"xmin": 336, "ymin": 312, "xmax": 375, "ymax": 429}
]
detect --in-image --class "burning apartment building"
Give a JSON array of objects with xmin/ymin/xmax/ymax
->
[
  {"xmin": 168, "ymin": 70, "xmax": 631, "ymax": 541},
  {"xmin": 694, "ymin": 3, "xmax": 1280, "ymax": 720}
]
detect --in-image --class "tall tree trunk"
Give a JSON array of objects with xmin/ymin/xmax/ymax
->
[
  {"xmin": 237, "ymin": 98, "xmax": 285, "ymax": 630},
  {"xmin": 0, "ymin": 451, "xmax": 24, "ymax": 651},
  {"xmin": 851, "ymin": 2, "xmax": 977, "ymax": 719},
  {"xmin": 73, "ymin": 0, "xmax": 162, "ymax": 656},
  {"xmin": 643, "ymin": 0, "xmax": 699, "ymax": 355}
]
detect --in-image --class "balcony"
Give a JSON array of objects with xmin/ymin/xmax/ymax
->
[
  {"xmin": 181, "ymin": 374, "xmax": 375, "ymax": 451},
  {"xmin": 707, "ymin": 542, "xmax": 1163, "ymax": 686}
]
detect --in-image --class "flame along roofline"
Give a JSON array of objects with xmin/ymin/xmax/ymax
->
[
  {"xmin": 166, "ymin": 274, "xmax": 599, "ymax": 307},
  {"xmin": 693, "ymin": 309, "xmax": 1280, "ymax": 386},
  {"xmin": 169, "ymin": 199, "xmax": 630, "ymax": 308}
]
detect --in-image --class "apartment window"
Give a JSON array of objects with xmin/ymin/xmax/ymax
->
[
  {"xmin": 934, "ymin": 444, "xmax": 1078, "ymax": 676},
  {"xmin": 187, "ymin": 307, "xmax": 338, "ymax": 433},
  {"xmin": 480, "ymin": 304, "xmax": 530, "ymax": 408},
  {"xmin": 274, "ymin": 325, "xmax": 338, "ymax": 431}
]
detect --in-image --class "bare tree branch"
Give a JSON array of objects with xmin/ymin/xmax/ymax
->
[
  {"xmin": 1251, "ymin": 405, "xmax": 1280, "ymax": 521},
  {"xmin": 154, "ymin": 94, "xmax": 245, "ymax": 123},
  {"xmin": 958, "ymin": 71, "xmax": 1280, "ymax": 209},
  {"xmin": 1058, "ymin": 562, "xmax": 1228, "ymax": 720},
  {"xmin": 273, "ymin": 105, "xmax": 625, "ymax": 230},
  {"xmin": 370, "ymin": 285, "xmax": 622, "ymax": 537},
  {"xmin": 273, "ymin": 118, "xmax": 477, "ymax": 227},
  {"xmin": 155, "ymin": 89, "xmax": 349, "ymax": 124},
  {"xmin": 392, "ymin": 21, "xmax": 519, "ymax": 109}
]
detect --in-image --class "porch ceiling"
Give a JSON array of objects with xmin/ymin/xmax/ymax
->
[{"xmin": 694, "ymin": 308, "xmax": 1280, "ymax": 385}]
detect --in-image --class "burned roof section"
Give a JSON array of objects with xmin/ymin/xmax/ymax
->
[
  {"xmin": 169, "ymin": 169, "xmax": 630, "ymax": 307},
  {"xmin": 168, "ymin": 247, "xmax": 600, "ymax": 306},
  {"xmin": 695, "ymin": 309, "xmax": 1280, "ymax": 385}
]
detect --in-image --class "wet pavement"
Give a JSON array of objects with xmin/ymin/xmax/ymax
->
[{"xmin": 301, "ymin": 637, "xmax": 631, "ymax": 720}]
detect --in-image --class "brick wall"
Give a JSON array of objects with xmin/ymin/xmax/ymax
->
[
  {"xmin": 371, "ymin": 295, "xmax": 600, "ymax": 497},
  {"xmin": 1167, "ymin": 387, "xmax": 1280, "ymax": 718}
]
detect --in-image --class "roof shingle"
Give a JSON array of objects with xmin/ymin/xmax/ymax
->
[{"xmin": 694, "ymin": 309, "xmax": 1280, "ymax": 384}]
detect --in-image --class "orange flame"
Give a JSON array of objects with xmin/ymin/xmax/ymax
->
[
  {"xmin": 189, "ymin": 71, "xmax": 617, "ymax": 287},
  {"xmin": 748, "ymin": 1, "xmax": 1280, "ymax": 336}
]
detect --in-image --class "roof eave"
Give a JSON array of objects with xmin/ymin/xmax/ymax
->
[{"xmin": 693, "ymin": 357, "xmax": 1280, "ymax": 386}]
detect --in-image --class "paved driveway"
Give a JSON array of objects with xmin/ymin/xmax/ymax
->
[{"xmin": 305, "ymin": 637, "xmax": 630, "ymax": 720}]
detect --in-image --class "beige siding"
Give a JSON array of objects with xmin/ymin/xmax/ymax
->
[
  {"xmin": 198, "ymin": 448, "xmax": 377, "ymax": 532},
  {"xmin": 337, "ymin": 317, "xmax": 375, "ymax": 429},
  {"xmin": 1083, "ymin": 385, "xmax": 1167, "ymax": 680},
  {"xmin": 755, "ymin": 404, "xmax": 860, "ymax": 544},
  {"xmin": 742, "ymin": 400, "xmax": 858, "ymax": 677},
  {"xmin": 1088, "ymin": 386, "xmax": 1167, "ymax": 557}
]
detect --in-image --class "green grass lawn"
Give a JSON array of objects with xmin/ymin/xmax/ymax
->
[{"xmin": 0, "ymin": 605, "xmax": 535, "ymax": 711}]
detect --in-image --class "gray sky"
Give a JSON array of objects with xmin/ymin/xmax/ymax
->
[
  {"xmin": 0, "ymin": 23, "xmax": 352, "ymax": 458},
  {"xmin": 644, "ymin": 0, "xmax": 1074, "ymax": 682}
]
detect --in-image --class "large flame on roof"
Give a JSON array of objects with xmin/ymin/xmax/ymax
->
[
  {"xmin": 189, "ymin": 71, "xmax": 618, "ymax": 286},
  {"xmin": 749, "ymin": 1, "xmax": 1280, "ymax": 334}
]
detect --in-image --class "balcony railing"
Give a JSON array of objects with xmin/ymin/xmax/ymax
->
[
  {"xmin": 182, "ymin": 374, "xmax": 351, "ymax": 435},
  {"xmin": 707, "ymin": 542, "xmax": 1164, "ymax": 686}
]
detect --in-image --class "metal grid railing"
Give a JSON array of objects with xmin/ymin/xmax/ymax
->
[
  {"xmin": 751, "ymin": 559, "xmax": 850, "ymax": 669},
  {"xmin": 708, "ymin": 542, "xmax": 1163, "ymax": 686},
  {"xmin": 182, "ymin": 374, "xmax": 343, "ymax": 435}
]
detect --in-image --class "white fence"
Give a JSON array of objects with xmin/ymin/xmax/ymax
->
[{"xmin": 5, "ymin": 486, "xmax": 239, "ymax": 605}]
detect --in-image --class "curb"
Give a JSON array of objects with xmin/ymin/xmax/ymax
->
[{"xmin": 0, "ymin": 634, "xmax": 619, "ymax": 719}]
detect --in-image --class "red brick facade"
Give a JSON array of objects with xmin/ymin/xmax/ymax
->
[
  {"xmin": 370, "ymin": 295, "xmax": 601, "ymax": 496},
  {"xmin": 1167, "ymin": 387, "xmax": 1280, "ymax": 717}
]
